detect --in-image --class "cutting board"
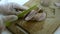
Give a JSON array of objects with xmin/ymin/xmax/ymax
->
[{"xmin": 7, "ymin": 0, "xmax": 60, "ymax": 34}]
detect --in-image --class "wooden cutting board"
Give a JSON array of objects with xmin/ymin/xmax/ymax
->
[{"xmin": 7, "ymin": 0, "xmax": 60, "ymax": 34}]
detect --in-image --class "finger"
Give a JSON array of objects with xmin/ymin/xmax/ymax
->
[
  {"xmin": 33, "ymin": 12, "xmax": 46, "ymax": 21},
  {"xmin": 12, "ymin": 3, "xmax": 29, "ymax": 11},
  {"xmin": 0, "ymin": 18, "xmax": 5, "ymax": 32},
  {"xmin": 24, "ymin": 8, "xmax": 40, "ymax": 21},
  {"xmin": 5, "ymin": 10, "xmax": 22, "ymax": 15},
  {"xmin": 3, "ymin": 15, "xmax": 18, "ymax": 22},
  {"xmin": 25, "ymin": 10, "xmax": 37, "ymax": 21}
]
